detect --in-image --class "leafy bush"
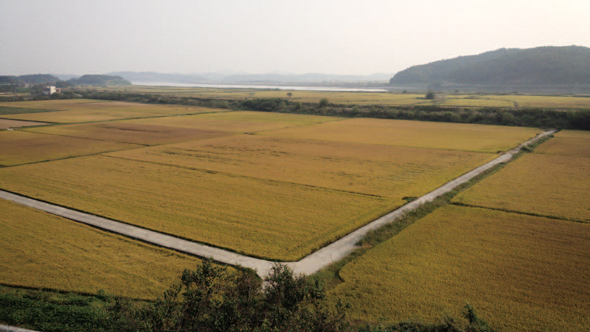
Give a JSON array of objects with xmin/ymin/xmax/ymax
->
[{"xmin": 127, "ymin": 261, "xmax": 350, "ymax": 332}]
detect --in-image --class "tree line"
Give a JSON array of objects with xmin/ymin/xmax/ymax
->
[{"xmin": 76, "ymin": 91, "xmax": 590, "ymax": 130}]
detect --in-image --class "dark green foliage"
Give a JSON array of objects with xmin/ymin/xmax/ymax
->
[
  {"xmin": 0, "ymin": 85, "xmax": 18, "ymax": 93},
  {"xmin": 55, "ymin": 80, "xmax": 72, "ymax": 88},
  {"xmin": 0, "ymin": 288, "xmax": 125, "ymax": 332},
  {"xmin": 319, "ymin": 98, "xmax": 330, "ymax": 108},
  {"xmin": 18, "ymin": 74, "xmax": 61, "ymax": 85},
  {"xmin": 425, "ymin": 92, "xmax": 435, "ymax": 100},
  {"xmin": 0, "ymin": 76, "xmax": 21, "ymax": 85},
  {"xmin": 390, "ymin": 46, "xmax": 590, "ymax": 86},
  {"xmin": 68, "ymin": 75, "xmax": 131, "ymax": 86},
  {"xmin": 128, "ymin": 261, "xmax": 350, "ymax": 332},
  {"xmin": 357, "ymin": 303, "xmax": 494, "ymax": 332},
  {"xmin": 242, "ymin": 98, "xmax": 291, "ymax": 112}
]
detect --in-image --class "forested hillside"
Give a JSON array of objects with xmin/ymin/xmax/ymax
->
[
  {"xmin": 390, "ymin": 46, "xmax": 590, "ymax": 86},
  {"xmin": 68, "ymin": 75, "xmax": 131, "ymax": 86}
]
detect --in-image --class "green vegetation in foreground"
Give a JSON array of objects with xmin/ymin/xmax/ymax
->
[
  {"xmin": 0, "ymin": 285, "xmax": 128, "ymax": 332},
  {"xmin": 0, "ymin": 263, "xmax": 494, "ymax": 332}
]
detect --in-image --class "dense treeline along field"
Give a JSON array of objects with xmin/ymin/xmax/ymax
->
[
  {"xmin": 98, "ymin": 85, "xmax": 590, "ymax": 109},
  {"xmin": 1, "ymin": 99, "xmax": 588, "ymax": 331},
  {"xmin": 327, "ymin": 132, "xmax": 590, "ymax": 332}
]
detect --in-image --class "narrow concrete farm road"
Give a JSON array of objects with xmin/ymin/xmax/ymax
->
[{"xmin": 0, "ymin": 130, "xmax": 556, "ymax": 278}]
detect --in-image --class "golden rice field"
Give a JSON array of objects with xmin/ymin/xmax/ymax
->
[
  {"xmin": 534, "ymin": 137, "xmax": 590, "ymax": 158},
  {"xmin": 0, "ymin": 199, "xmax": 202, "ymax": 299},
  {"xmin": 0, "ymin": 99, "xmax": 106, "ymax": 110},
  {"xmin": 24, "ymin": 110, "xmax": 339, "ymax": 145},
  {"xmin": 0, "ymin": 130, "xmax": 139, "ymax": 166},
  {"xmin": 0, "ymin": 119, "xmax": 46, "ymax": 129},
  {"xmin": 486, "ymin": 94, "xmax": 590, "ymax": 108},
  {"xmin": 131, "ymin": 110, "xmax": 341, "ymax": 132},
  {"xmin": 439, "ymin": 97, "xmax": 514, "ymax": 108},
  {"xmin": 0, "ymin": 155, "xmax": 393, "ymax": 261},
  {"xmin": 260, "ymin": 118, "xmax": 542, "ymax": 153},
  {"xmin": 554, "ymin": 129, "xmax": 590, "ymax": 139},
  {"xmin": 103, "ymin": 85, "xmax": 590, "ymax": 108},
  {"xmin": 453, "ymin": 153, "xmax": 590, "ymax": 222},
  {"xmin": 109, "ymin": 135, "xmax": 494, "ymax": 198},
  {"xmin": 0, "ymin": 106, "xmax": 58, "ymax": 116},
  {"xmin": 328, "ymin": 205, "xmax": 590, "ymax": 332},
  {"xmin": 0, "ymin": 99, "xmax": 224, "ymax": 123},
  {"xmin": 25, "ymin": 121, "xmax": 235, "ymax": 146}
]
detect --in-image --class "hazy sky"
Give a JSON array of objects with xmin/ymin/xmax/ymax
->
[{"xmin": 1, "ymin": 0, "xmax": 589, "ymax": 76}]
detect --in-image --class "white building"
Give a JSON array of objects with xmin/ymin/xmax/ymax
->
[{"xmin": 42, "ymin": 86, "xmax": 61, "ymax": 95}]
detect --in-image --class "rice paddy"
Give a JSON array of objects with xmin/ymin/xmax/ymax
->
[
  {"xmin": 0, "ymin": 106, "xmax": 56, "ymax": 116},
  {"xmin": 2, "ymin": 96, "xmax": 584, "ymax": 330},
  {"xmin": 0, "ymin": 99, "xmax": 225, "ymax": 123},
  {"xmin": 130, "ymin": 110, "xmax": 342, "ymax": 132},
  {"xmin": 328, "ymin": 205, "xmax": 590, "ymax": 332},
  {"xmin": 453, "ymin": 153, "xmax": 590, "ymax": 222},
  {"xmin": 25, "ymin": 121, "xmax": 235, "ymax": 145},
  {"xmin": 0, "ymin": 131, "xmax": 140, "ymax": 166},
  {"xmin": 0, "ymin": 119, "xmax": 46, "ymax": 130},
  {"xmin": 0, "ymin": 199, "xmax": 203, "ymax": 299},
  {"xmin": 108, "ymin": 134, "xmax": 494, "ymax": 198},
  {"xmin": 534, "ymin": 137, "xmax": 590, "ymax": 158},
  {"xmin": 0, "ymin": 155, "xmax": 394, "ymax": 261},
  {"xmin": 554, "ymin": 129, "xmax": 590, "ymax": 139},
  {"xmin": 260, "ymin": 118, "xmax": 543, "ymax": 153}
]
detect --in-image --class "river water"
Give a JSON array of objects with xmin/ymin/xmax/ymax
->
[{"xmin": 134, "ymin": 82, "xmax": 389, "ymax": 92}]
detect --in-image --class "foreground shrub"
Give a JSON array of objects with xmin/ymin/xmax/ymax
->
[{"xmin": 128, "ymin": 261, "xmax": 350, "ymax": 332}]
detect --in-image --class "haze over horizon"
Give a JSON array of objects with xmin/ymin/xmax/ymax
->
[{"xmin": 1, "ymin": 0, "xmax": 589, "ymax": 77}]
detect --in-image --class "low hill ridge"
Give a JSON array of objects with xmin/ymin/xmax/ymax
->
[{"xmin": 390, "ymin": 46, "xmax": 590, "ymax": 86}]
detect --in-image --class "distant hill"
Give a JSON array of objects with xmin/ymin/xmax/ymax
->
[
  {"xmin": 109, "ymin": 72, "xmax": 207, "ymax": 83},
  {"xmin": 18, "ymin": 74, "xmax": 61, "ymax": 85},
  {"xmin": 68, "ymin": 75, "xmax": 131, "ymax": 86},
  {"xmin": 390, "ymin": 46, "xmax": 590, "ymax": 86},
  {"xmin": 0, "ymin": 74, "xmax": 61, "ymax": 85},
  {"xmin": 0, "ymin": 76, "xmax": 20, "ymax": 85},
  {"xmin": 110, "ymin": 71, "xmax": 392, "ymax": 84}
]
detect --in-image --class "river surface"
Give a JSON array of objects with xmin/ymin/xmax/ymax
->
[{"xmin": 133, "ymin": 82, "xmax": 389, "ymax": 92}]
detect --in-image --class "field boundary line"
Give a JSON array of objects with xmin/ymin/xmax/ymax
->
[
  {"xmin": 450, "ymin": 202, "xmax": 588, "ymax": 224},
  {"xmin": 0, "ymin": 130, "xmax": 555, "ymax": 278},
  {"xmin": 102, "ymin": 154, "xmax": 387, "ymax": 198},
  {"xmin": 19, "ymin": 128, "xmax": 152, "ymax": 146},
  {"xmin": 0, "ymin": 117, "xmax": 58, "ymax": 124}
]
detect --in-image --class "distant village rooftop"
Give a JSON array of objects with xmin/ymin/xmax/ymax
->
[{"xmin": 42, "ymin": 86, "xmax": 60, "ymax": 95}]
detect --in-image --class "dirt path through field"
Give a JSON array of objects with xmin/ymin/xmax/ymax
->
[{"xmin": 0, "ymin": 130, "xmax": 556, "ymax": 278}]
